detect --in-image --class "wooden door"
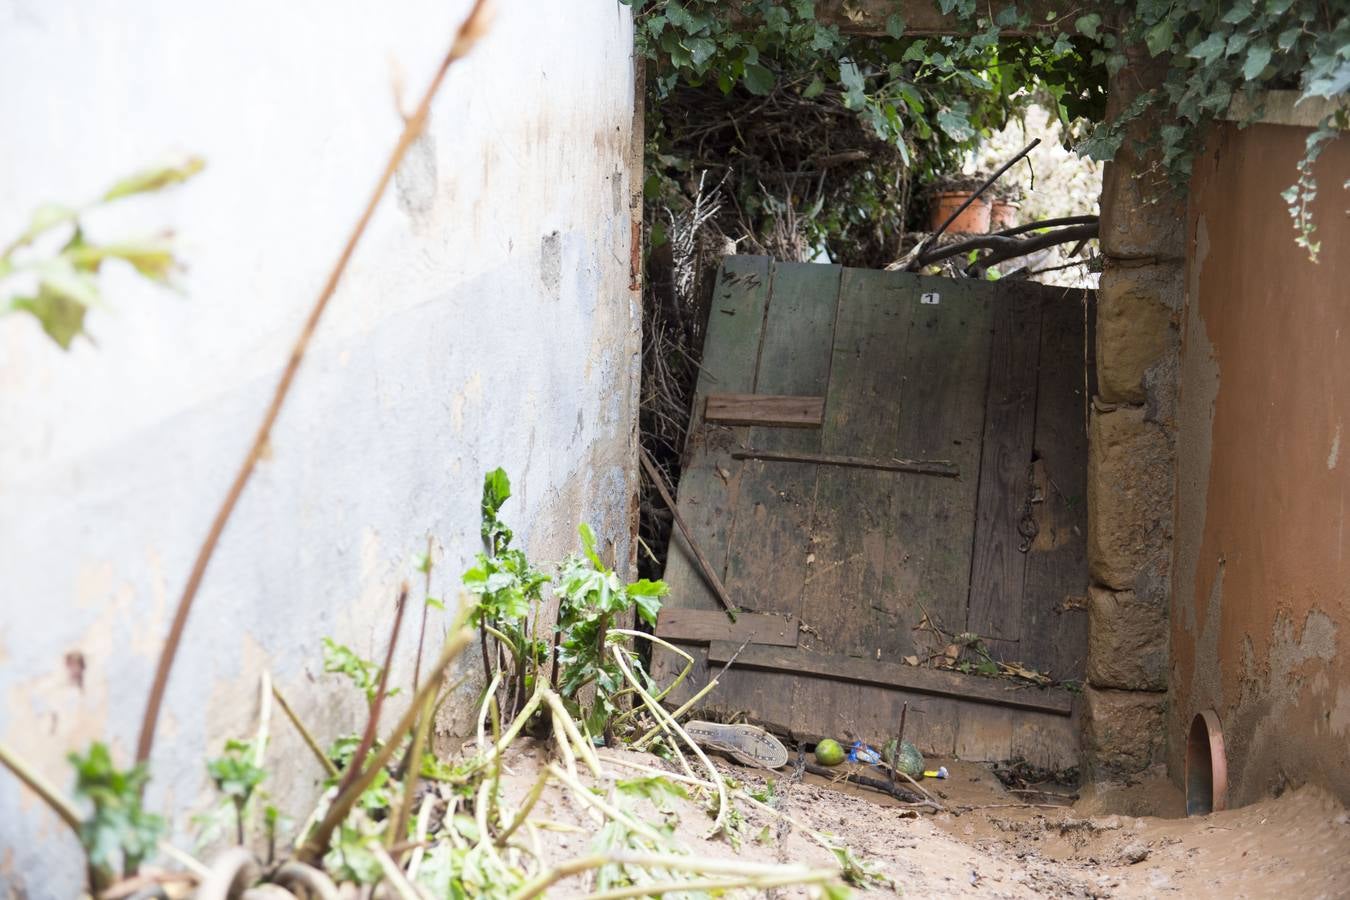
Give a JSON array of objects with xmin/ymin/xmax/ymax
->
[{"xmin": 651, "ymin": 257, "xmax": 1093, "ymax": 769}]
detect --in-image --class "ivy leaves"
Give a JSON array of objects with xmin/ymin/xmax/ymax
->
[{"xmin": 1106, "ymin": 0, "xmax": 1349, "ymax": 256}]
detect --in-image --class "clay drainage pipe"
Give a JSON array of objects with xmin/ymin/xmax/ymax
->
[{"xmin": 1186, "ymin": 709, "xmax": 1228, "ymax": 815}]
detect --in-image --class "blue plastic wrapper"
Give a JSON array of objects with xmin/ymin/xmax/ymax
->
[{"xmin": 847, "ymin": 741, "xmax": 882, "ymax": 765}]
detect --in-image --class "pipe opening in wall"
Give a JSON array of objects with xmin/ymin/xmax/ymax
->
[{"xmin": 1186, "ymin": 710, "xmax": 1228, "ymax": 815}]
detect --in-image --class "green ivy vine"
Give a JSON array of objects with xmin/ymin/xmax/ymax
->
[{"xmin": 626, "ymin": 0, "xmax": 1347, "ymax": 259}]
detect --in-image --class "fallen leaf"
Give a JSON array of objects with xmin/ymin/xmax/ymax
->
[{"xmin": 903, "ymin": 655, "xmax": 919, "ymax": 666}]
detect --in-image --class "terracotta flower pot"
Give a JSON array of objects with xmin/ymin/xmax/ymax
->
[
  {"xmin": 930, "ymin": 191, "xmax": 991, "ymax": 235},
  {"xmin": 990, "ymin": 200, "xmax": 1019, "ymax": 232}
]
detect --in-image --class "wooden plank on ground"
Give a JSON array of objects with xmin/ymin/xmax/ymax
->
[
  {"xmin": 654, "ymin": 255, "xmax": 771, "ymax": 696},
  {"xmin": 1021, "ymin": 286, "xmax": 1091, "ymax": 681},
  {"xmin": 966, "ymin": 287, "xmax": 1043, "ymax": 644},
  {"xmin": 707, "ymin": 641, "xmax": 1074, "ymax": 716},
  {"xmin": 883, "ymin": 275, "xmax": 994, "ymax": 651},
  {"xmin": 655, "ymin": 608, "xmax": 798, "ymax": 647},
  {"xmin": 704, "ymin": 394, "xmax": 825, "ymax": 428}
]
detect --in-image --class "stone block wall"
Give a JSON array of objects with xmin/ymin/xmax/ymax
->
[{"xmin": 1081, "ymin": 51, "xmax": 1184, "ymax": 776}]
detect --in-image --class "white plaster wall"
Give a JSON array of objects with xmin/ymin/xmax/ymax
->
[{"xmin": 0, "ymin": 1, "xmax": 637, "ymax": 893}]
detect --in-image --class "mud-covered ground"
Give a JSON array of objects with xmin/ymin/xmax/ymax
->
[{"xmin": 493, "ymin": 742, "xmax": 1350, "ymax": 898}]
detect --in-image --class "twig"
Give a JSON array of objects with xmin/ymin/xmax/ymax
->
[
  {"xmin": 971, "ymin": 224, "xmax": 1099, "ymax": 271},
  {"xmin": 335, "ymin": 583, "xmax": 408, "ymax": 799},
  {"xmin": 412, "ymin": 535, "xmax": 434, "ymax": 693},
  {"xmin": 0, "ymin": 741, "xmax": 82, "ymax": 834},
  {"xmin": 270, "ymin": 681, "xmax": 339, "ymax": 778},
  {"xmin": 639, "ymin": 447, "xmax": 738, "ymax": 621},
  {"xmin": 803, "ymin": 763, "xmax": 924, "ymax": 804},
  {"xmin": 918, "ymin": 223, "xmax": 1099, "ymax": 270},
  {"xmin": 134, "ymin": 0, "xmax": 496, "ymax": 766},
  {"xmin": 712, "ymin": 637, "xmax": 752, "ymax": 681},
  {"xmin": 992, "ymin": 214, "xmax": 1098, "ymax": 239},
  {"xmin": 908, "ymin": 138, "xmax": 1041, "ymax": 267}
]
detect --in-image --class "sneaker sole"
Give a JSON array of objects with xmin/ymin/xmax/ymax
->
[{"xmin": 685, "ymin": 721, "xmax": 789, "ymax": 769}]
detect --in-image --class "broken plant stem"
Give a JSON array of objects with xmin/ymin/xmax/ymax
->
[
  {"xmin": 544, "ymin": 763, "xmax": 666, "ymax": 844},
  {"xmin": 543, "ymin": 691, "xmax": 604, "ymax": 777},
  {"xmin": 335, "ymin": 584, "xmax": 408, "ymax": 800},
  {"xmin": 412, "ymin": 535, "xmax": 434, "ymax": 693},
  {"xmin": 370, "ymin": 841, "xmax": 421, "ymax": 900},
  {"xmin": 270, "ymin": 681, "xmax": 339, "ymax": 778},
  {"xmin": 581, "ymin": 871, "xmax": 837, "ymax": 900},
  {"xmin": 405, "ymin": 795, "xmax": 435, "ymax": 876},
  {"xmin": 0, "ymin": 741, "xmax": 82, "ymax": 835},
  {"xmin": 389, "ymin": 690, "xmax": 436, "ymax": 850},
  {"xmin": 496, "ymin": 769, "xmax": 550, "ymax": 847},
  {"xmin": 513, "ymin": 852, "xmax": 830, "ymax": 900},
  {"xmin": 610, "ymin": 646, "xmax": 729, "ymax": 836},
  {"xmin": 476, "ymin": 670, "xmax": 504, "ymax": 750},
  {"xmin": 134, "ymin": 0, "xmax": 495, "ymax": 767},
  {"xmin": 594, "ymin": 753, "xmax": 851, "ymax": 859}
]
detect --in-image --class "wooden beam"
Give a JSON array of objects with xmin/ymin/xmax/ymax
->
[
  {"xmin": 817, "ymin": 0, "xmax": 1080, "ymax": 36},
  {"xmin": 706, "ymin": 641, "xmax": 1074, "ymax": 716},
  {"xmin": 656, "ymin": 609, "xmax": 799, "ymax": 647},
  {"xmin": 639, "ymin": 448, "xmax": 740, "ymax": 621},
  {"xmin": 731, "ymin": 448, "xmax": 958, "ymax": 478},
  {"xmin": 704, "ymin": 394, "xmax": 825, "ymax": 428}
]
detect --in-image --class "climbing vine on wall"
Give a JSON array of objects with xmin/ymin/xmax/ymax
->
[{"xmin": 1082, "ymin": 0, "xmax": 1349, "ymax": 260}]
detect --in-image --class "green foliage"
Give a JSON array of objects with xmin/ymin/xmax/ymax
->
[
  {"xmin": 631, "ymin": 0, "xmax": 1345, "ymax": 262},
  {"xmin": 628, "ymin": 0, "xmax": 1105, "ymax": 264},
  {"xmin": 555, "ymin": 523, "xmax": 669, "ymax": 733},
  {"xmin": 68, "ymin": 743, "xmax": 165, "ymax": 881},
  {"xmin": 322, "ymin": 638, "xmax": 397, "ymax": 707},
  {"xmin": 0, "ymin": 156, "xmax": 203, "ymax": 348},
  {"xmin": 206, "ymin": 738, "xmax": 266, "ymax": 803},
  {"xmin": 205, "ymin": 737, "xmax": 267, "ymax": 845},
  {"xmin": 1097, "ymin": 0, "xmax": 1348, "ymax": 257}
]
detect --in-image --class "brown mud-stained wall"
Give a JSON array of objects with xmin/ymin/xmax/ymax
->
[{"xmin": 1172, "ymin": 120, "xmax": 1350, "ymax": 804}]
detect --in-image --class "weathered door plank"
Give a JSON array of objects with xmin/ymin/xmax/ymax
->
[
  {"xmin": 655, "ymin": 608, "xmax": 798, "ymax": 647},
  {"xmin": 653, "ymin": 255, "xmax": 771, "ymax": 697},
  {"xmin": 1020, "ymin": 288, "xmax": 1091, "ymax": 680},
  {"xmin": 885, "ymin": 276, "xmax": 995, "ymax": 649},
  {"xmin": 803, "ymin": 267, "xmax": 910, "ymax": 653},
  {"xmin": 704, "ymin": 393, "xmax": 825, "ymax": 428},
  {"xmin": 723, "ymin": 262, "xmax": 841, "ymax": 617},
  {"xmin": 966, "ymin": 288, "xmax": 1043, "ymax": 644}
]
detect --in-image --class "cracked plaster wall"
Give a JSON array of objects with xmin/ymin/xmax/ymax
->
[
  {"xmin": 0, "ymin": 1, "xmax": 639, "ymax": 894},
  {"xmin": 1171, "ymin": 121, "xmax": 1350, "ymax": 805}
]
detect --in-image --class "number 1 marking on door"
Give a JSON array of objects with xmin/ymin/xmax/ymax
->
[{"xmin": 920, "ymin": 292, "xmax": 940, "ymax": 305}]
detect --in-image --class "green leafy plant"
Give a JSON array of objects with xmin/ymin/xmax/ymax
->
[
  {"xmin": 0, "ymin": 156, "xmax": 203, "ymax": 348},
  {"xmin": 322, "ymin": 638, "xmax": 398, "ymax": 707},
  {"xmin": 463, "ymin": 467, "xmax": 551, "ymax": 712},
  {"xmin": 555, "ymin": 522, "xmax": 669, "ymax": 737},
  {"xmin": 205, "ymin": 738, "xmax": 266, "ymax": 845},
  {"xmin": 68, "ymin": 743, "xmax": 166, "ymax": 888}
]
